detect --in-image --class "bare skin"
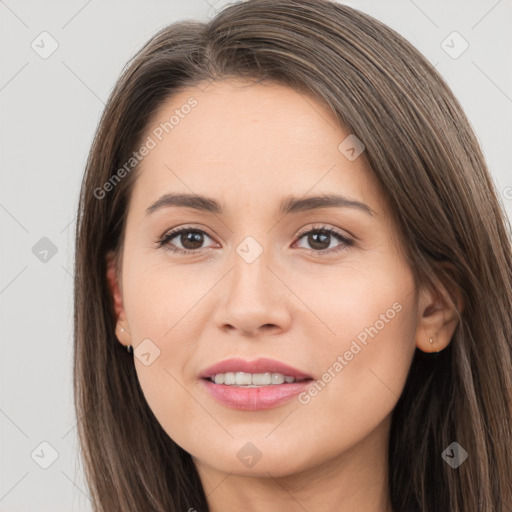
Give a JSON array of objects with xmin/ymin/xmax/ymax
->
[{"xmin": 107, "ymin": 79, "xmax": 460, "ymax": 512}]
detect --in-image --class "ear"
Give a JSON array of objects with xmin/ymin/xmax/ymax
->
[
  {"xmin": 415, "ymin": 268, "xmax": 464, "ymax": 353},
  {"xmin": 106, "ymin": 250, "xmax": 132, "ymax": 347}
]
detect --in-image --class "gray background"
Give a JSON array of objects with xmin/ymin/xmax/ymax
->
[{"xmin": 1, "ymin": 0, "xmax": 511, "ymax": 510}]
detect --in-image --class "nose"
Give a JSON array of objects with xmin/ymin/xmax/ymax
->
[{"xmin": 212, "ymin": 242, "xmax": 292, "ymax": 337}]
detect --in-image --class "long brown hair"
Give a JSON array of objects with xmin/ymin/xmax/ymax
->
[{"xmin": 73, "ymin": 1, "xmax": 512, "ymax": 510}]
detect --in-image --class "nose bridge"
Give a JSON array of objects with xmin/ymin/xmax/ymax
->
[
  {"xmin": 230, "ymin": 235, "xmax": 275, "ymax": 307},
  {"xmin": 213, "ymin": 234, "xmax": 289, "ymax": 334}
]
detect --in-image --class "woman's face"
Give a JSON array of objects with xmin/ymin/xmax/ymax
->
[{"xmin": 109, "ymin": 79, "xmax": 424, "ymax": 477}]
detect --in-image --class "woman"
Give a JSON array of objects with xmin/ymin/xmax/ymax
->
[{"xmin": 73, "ymin": 1, "xmax": 512, "ymax": 510}]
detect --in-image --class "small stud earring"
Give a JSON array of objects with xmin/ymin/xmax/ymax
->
[
  {"xmin": 120, "ymin": 327, "xmax": 125, "ymax": 333},
  {"xmin": 429, "ymin": 337, "xmax": 434, "ymax": 344}
]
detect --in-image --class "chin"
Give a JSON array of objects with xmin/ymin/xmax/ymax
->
[{"xmin": 191, "ymin": 438, "xmax": 317, "ymax": 478}]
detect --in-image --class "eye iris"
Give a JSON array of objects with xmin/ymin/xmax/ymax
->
[
  {"xmin": 181, "ymin": 231, "xmax": 204, "ymax": 250},
  {"xmin": 309, "ymin": 231, "xmax": 330, "ymax": 250}
]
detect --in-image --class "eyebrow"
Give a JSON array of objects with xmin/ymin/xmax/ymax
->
[{"xmin": 145, "ymin": 192, "xmax": 375, "ymax": 217}]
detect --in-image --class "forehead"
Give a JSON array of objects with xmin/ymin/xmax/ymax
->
[{"xmin": 128, "ymin": 79, "xmax": 383, "ymax": 218}]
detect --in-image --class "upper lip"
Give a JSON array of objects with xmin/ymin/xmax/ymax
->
[{"xmin": 199, "ymin": 357, "xmax": 313, "ymax": 380}]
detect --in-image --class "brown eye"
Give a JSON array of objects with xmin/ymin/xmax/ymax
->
[
  {"xmin": 295, "ymin": 226, "xmax": 354, "ymax": 254},
  {"xmin": 157, "ymin": 224, "xmax": 354, "ymax": 256},
  {"xmin": 158, "ymin": 227, "xmax": 215, "ymax": 254},
  {"xmin": 178, "ymin": 230, "xmax": 205, "ymax": 250}
]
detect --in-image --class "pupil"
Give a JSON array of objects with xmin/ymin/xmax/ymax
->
[
  {"xmin": 182, "ymin": 231, "xmax": 203, "ymax": 250},
  {"xmin": 309, "ymin": 232, "xmax": 329, "ymax": 250}
]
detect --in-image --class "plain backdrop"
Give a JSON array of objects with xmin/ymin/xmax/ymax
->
[{"xmin": 1, "ymin": 1, "xmax": 511, "ymax": 510}]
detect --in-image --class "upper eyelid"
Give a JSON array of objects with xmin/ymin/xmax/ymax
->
[
  {"xmin": 160, "ymin": 224, "xmax": 350, "ymax": 237},
  {"xmin": 296, "ymin": 224, "xmax": 352, "ymax": 239},
  {"xmin": 160, "ymin": 225, "xmax": 215, "ymax": 241}
]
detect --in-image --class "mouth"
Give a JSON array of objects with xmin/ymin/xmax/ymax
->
[{"xmin": 199, "ymin": 358, "xmax": 314, "ymax": 410}]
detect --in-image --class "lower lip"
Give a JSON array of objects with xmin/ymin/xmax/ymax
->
[{"xmin": 200, "ymin": 378, "xmax": 312, "ymax": 410}]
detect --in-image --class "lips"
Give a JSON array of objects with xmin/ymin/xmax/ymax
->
[
  {"xmin": 199, "ymin": 357, "xmax": 313, "ymax": 380},
  {"xmin": 198, "ymin": 357, "xmax": 314, "ymax": 410}
]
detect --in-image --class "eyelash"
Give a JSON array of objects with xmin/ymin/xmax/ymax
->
[{"xmin": 156, "ymin": 224, "xmax": 354, "ymax": 256}]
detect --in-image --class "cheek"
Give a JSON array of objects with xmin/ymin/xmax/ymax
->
[
  {"xmin": 123, "ymin": 255, "xmax": 210, "ymax": 343},
  {"xmin": 290, "ymin": 260, "xmax": 418, "ymax": 434},
  {"xmin": 307, "ymin": 257, "xmax": 417, "ymax": 373},
  {"xmin": 122, "ymin": 261, "xmax": 217, "ymax": 449}
]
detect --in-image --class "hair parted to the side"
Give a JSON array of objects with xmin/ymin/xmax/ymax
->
[{"xmin": 73, "ymin": 1, "xmax": 512, "ymax": 510}]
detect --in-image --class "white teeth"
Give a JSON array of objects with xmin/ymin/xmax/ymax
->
[
  {"xmin": 236, "ymin": 372, "xmax": 252, "ymax": 385},
  {"xmin": 210, "ymin": 371, "xmax": 301, "ymax": 386},
  {"xmin": 252, "ymin": 372, "xmax": 272, "ymax": 385},
  {"xmin": 224, "ymin": 372, "xmax": 236, "ymax": 385},
  {"xmin": 271, "ymin": 373, "xmax": 285, "ymax": 384}
]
